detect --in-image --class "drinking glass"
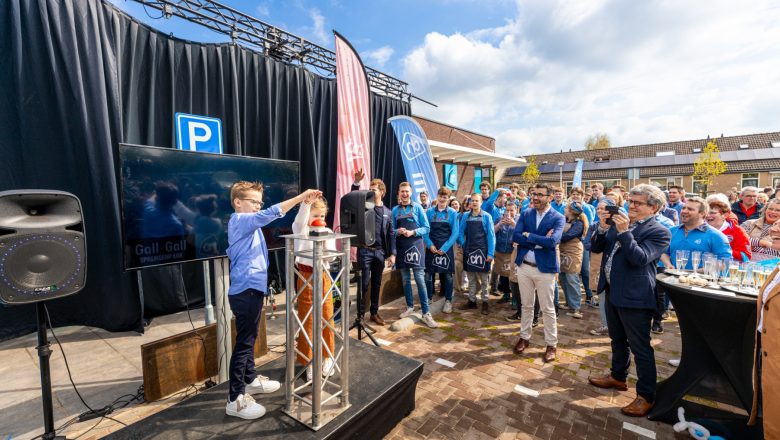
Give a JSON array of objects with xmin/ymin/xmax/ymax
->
[
  {"xmin": 675, "ymin": 250, "xmax": 685, "ymax": 271},
  {"xmin": 728, "ymin": 260, "xmax": 740, "ymax": 284},
  {"xmin": 677, "ymin": 249, "xmax": 690, "ymax": 273},
  {"xmin": 718, "ymin": 257, "xmax": 731, "ymax": 284},
  {"xmin": 691, "ymin": 251, "xmax": 702, "ymax": 276}
]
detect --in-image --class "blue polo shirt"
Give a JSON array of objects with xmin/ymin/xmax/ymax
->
[
  {"xmin": 666, "ymin": 222, "xmax": 732, "ymax": 270},
  {"xmin": 551, "ymin": 200, "xmax": 566, "ymax": 215},
  {"xmin": 226, "ymin": 204, "xmax": 284, "ymax": 295},
  {"xmin": 668, "ymin": 201, "xmax": 684, "ymax": 217}
]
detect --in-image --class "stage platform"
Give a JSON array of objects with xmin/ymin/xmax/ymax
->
[{"xmin": 105, "ymin": 339, "xmax": 423, "ymax": 440}]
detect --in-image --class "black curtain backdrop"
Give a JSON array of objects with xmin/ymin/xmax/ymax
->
[{"xmin": 0, "ymin": 0, "xmax": 410, "ymax": 341}]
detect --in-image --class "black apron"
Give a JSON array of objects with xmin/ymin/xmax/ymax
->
[
  {"xmin": 425, "ymin": 208, "xmax": 454, "ymax": 273},
  {"xmin": 395, "ymin": 206, "xmax": 425, "ymax": 269},
  {"xmin": 463, "ymin": 212, "xmax": 490, "ymax": 272}
]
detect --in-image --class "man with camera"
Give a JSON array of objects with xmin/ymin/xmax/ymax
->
[{"xmin": 587, "ymin": 184, "xmax": 671, "ymax": 417}]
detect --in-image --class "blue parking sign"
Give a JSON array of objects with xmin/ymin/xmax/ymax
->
[{"xmin": 175, "ymin": 113, "xmax": 223, "ymax": 154}]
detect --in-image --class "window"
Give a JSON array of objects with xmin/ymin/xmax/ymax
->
[
  {"xmin": 473, "ymin": 168, "xmax": 482, "ymax": 190},
  {"xmin": 772, "ymin": 173, "xmax": 780, "ymax": 189},
  {"xmin": 650, "ymin": 177, "xmax": 683, "ymax": 191},
  {"xmin": 656, "ymin": 151, "xmax": 675, "ymax": 157},
  {"xmin": 565, "ymin": 181, "xmax": 573, "ymax": 195},
  {"xmin": 742, "ymin": 173, "xmax": 759, "ymax": 188},
  {"xmin": 585, "ymin": 179, "xmax": 621, "ymax": 191},
  {"xmin": 692, "ymin": 178, "xmax": 708, "ymax": 197}
]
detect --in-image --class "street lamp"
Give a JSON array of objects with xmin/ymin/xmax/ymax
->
[{"xmin": 558, "ymin": 162, "xmax": 564, "ymax": 188}]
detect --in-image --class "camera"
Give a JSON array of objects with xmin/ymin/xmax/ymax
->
[{"xmin": 605, "ymin": 205, "xmax": 620, "ymax": 225}]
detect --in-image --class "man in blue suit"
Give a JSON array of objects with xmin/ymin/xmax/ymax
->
[
  {"xmin": 511, "ymin": 183, "xmax": 565, "ymax": 363},
  {"xmin": 587, "ymin": 184, "xmax": 672, "ymax": 418}
]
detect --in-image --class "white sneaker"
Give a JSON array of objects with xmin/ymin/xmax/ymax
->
[
  {"xmin": 443, "ymin": 300, "xmax": 453, "ymax": 314},
  {"xmin": 399, "ymin": 307, "xmax": 415, "ymax": 318},
  {"xmin": 422, "ymin": 312, "xmax": 439, "ymax": 328},
  {"xmin": 245, "ymin": 375, "xmax": 280, "ymax": 395},
  {"xmin": 305, "ymin": 365, "xmax": 313, "ymax": 382},
  {"xmin": 322, "ymin": 357, "xmax": 336, "ymax": 377},
  {"xmin": 669, "ymin": 358, "xmax": 680, "ymax": 367},
  {"xmin": 226, "ymin": 394, "xmax": 266, "ymax": 419}
]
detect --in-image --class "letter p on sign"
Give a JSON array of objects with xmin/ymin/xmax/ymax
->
[{"xmin": 175, "ymin": 113, "xmax": 223, "ymax": 154}]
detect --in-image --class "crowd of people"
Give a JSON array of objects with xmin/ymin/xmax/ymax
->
[{"xmin": 221, "ymin": 175, "xmax": 780, "ymax": 433}]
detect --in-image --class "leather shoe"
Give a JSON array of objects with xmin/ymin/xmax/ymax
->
[
  {"xmin": 621, "ymin": 396, "xmax": 654, "ymax": 417},
  {"xmin": 513, "ymin": 338, "xmax": 529, "ymax": 355},
  {"xmin": 460, "ymin": 300, "xmax": 478, "ymax": 310},
  {"xmin": 588, "ymin": 374, "xmax": 628, "ymax": 391},
  {"xmin": 542, "ymin": 346, "xmax": 556, "ymax": 363},
  {"xmin": 481, "ymin": 302, "xmax": 489, "ymax": 315},
  {"xmin": 370, "ymin": 314, "xmax": 386, "ymax": 326}
]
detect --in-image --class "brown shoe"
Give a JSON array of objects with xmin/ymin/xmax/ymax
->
[
  {"xmin": 513, "ymin": 338, "xmax": 529, "ymax": 355},
  {"xmin": 370, "ymin": 314, "xmax": 386, "ymax": 326},
  {"xmin": 542, "ymin": 346, "xmax": 557, "ymax": 363},
  {"xmin": 621, "ymin": 396, "xmax": 654, "ymax": 417},
  {"xmin": 481, "ymin": 302, "xmax": 489, "ymax": 315},
  {"xmin": 588, "ymin": 374, "xmax": 628, "ymax": 391}
]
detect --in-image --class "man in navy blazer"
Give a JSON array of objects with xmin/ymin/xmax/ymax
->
[
  {"xmin": 352, "ymin": 170, "xmax": 396, "ymax": 326},
  {"xmin": 512, "ymin": 183, "xmax": 565, "ymax": 363},
  {"xmin": 588, "ymin": 184, "xmax": 671, "ymax": 418}
]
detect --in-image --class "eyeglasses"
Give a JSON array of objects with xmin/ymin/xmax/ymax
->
[
  {"xmin": 531, "ymin": 192, "xmax": 549, "ymax": 198},
  {"xmin": 628, "ymin": 199, "xmax": 649, "ymax": 207},
  {"xmin": 241, "ymin": 198, "xmax": 264, "ymax": 208}
]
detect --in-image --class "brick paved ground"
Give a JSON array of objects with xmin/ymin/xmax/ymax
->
[{"xmin": 373, "ymin": 290, "xmax": 689, "ymax": 440}]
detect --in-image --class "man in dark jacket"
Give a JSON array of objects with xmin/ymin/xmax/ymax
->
[
  {"xmin": 353, "ymin": 170, "xmax": 396, "ymax": 326},
  {"xmin": 731, "ymin": 186, "xmax": 763, "ymax": 224},
  {"xmin": 587, "ymin": 184, "xmax": 671, "ymax": 417}
]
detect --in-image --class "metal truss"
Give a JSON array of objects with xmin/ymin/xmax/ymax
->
[{"xmin": 131, "ymin": 0, "xmax": 411, "ymax": 101}]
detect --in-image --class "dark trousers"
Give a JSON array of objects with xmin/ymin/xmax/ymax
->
[
  {"xmin": 510, "ymin": 282, "xmax": 540, "ymax": 318},
  {"xmin": 652, "ymin": 284, "xmax": 666, "ymax": 324},
  {"xmin": 227, "ymin": 288, "xmax": 264, "ymax": 401},
  {"xmin": 605, "ymin": 286, "xmax": 656, "ymax": 402},
  {"xmin": 358, "ymin": 247, "xmax": 385, "ymax": 316}
]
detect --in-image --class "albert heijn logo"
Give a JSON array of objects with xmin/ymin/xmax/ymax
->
[
  {"xmin": 468, "ymin": 249, "xmax": 486, "ymax": 268},
  {"xmin": 432, "ymin": 253, "xmax": 449, "ymax": 269},
  {"xmin": 404, "ymin": 246, "xmax": 421, "ymax": 264},
  {"xmin": 175, "ymin": 113, "xmax": 223, "ymax": 154}
]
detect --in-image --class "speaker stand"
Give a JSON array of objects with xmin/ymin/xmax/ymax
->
[
  {"xmin": 36, "ymin": 303, "xmax": 67, "ymax": 439},
  {"xmin": 349, "ymin": 270, "xmax": 379, "ymax": 347}
]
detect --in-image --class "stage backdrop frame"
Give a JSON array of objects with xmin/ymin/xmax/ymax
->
[{"xmin": 0, "ymin": 0, "xmax": 410, "ymax": 341}]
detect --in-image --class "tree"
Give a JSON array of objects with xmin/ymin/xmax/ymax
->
[
  {"xmin": 585, "ymin": 133, "xmax": 611, "ymax": 150},
  {"xmin": 521, "ymin": 156, "xmax": 541, "ymax": 188},
  {"xmin": 693, "ymin": 140, "xmax": 727, "ymax": 196}
]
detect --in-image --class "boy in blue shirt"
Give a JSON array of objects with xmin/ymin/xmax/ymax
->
[
  {"xmin": 225, "ymin": 181, "xmax": 320, "ymax": 419},
  {"xmin": 424, "ymin": 187, "xmax": 460, "ymax": 314},
  {"xmin": 459, "ymin": 193, "xmax": 496, "ymax": 315}
]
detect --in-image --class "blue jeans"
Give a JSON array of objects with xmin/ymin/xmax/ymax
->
[
  {"xmin": 560, "ymin": 272, "xmax": 582, "ymax": 311},
  {"xmin": 400, "ymin": 268, "xmax": 429, "ymax": 314},
  {"xmin": 425, "ymin": 272, "xmax": 453, "ymax": 302},
  {"xmin": 581, "ymin": 251, "xmax": 593, "ymax": 300}
]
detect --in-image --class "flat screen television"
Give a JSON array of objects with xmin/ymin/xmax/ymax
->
[{"xmin": 118, "ymin": 144, "xmax": 300, "ymax": 271}]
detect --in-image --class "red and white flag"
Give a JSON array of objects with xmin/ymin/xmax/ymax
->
[{"xmin": 334, "ymin": 31, "xmax": 372, "ymax": 240}]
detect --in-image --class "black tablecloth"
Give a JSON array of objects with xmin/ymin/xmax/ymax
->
[{"xmin": 651, "ymin": 274, "xmax": 758, "ymax": 430}]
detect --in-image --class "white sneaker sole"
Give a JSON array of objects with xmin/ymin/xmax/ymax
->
[
  {"xmin": 226, "ymin": 406, "xmax": 266, "ymax": 420},
  {"xmin": 246, "ymin": 381, "xmax": 280, "ymax": 395}
]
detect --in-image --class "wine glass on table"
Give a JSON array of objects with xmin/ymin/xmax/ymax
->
[
  {"xmin": 691, "ymin": 251, "xmax": 702, "ymax": 277},
  {"xmin": 728, "ymin": 260, "xmax": 740, "ymax": 284},
  {"xmin": 677, "ymin": 249, "xmax": 690, "ymax": 274},
  {"xmin": 718, "ymin": 257, "xmax": 731, "ymax": 284}
]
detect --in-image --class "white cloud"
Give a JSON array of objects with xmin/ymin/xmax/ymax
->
[
  {"xmin": 307, "ymin": 8, "xmax": 328, "ymax": 44},
  {"xmin": 362, "ymin": 46, "xmax": 395, "ymax": 68},
  {"xmin": 403, "ymin": 0, "xmax": 780, "ymax": 156}
]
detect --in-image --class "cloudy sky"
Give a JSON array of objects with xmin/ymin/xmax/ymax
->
[{"xmin": 111, "ymin": 0, "xmax": 780, "ymax": 156}]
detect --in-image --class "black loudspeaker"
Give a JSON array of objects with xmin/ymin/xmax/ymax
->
[
  {"xmin": 0, "ymin": 190, "xmax": 86, "ymax": 305},
  {"xmin": 340, "ymin": 190, "xmax": 376, "ymax": 246}
]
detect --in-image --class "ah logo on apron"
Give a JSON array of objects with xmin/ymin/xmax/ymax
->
[
  {"xmin": 467, "ymin": 249, "xmax": 486, "ymax": 269},
  {"xmin": 404, "ymin": 246, "xmax": 422, "ymax": 264},
  {"xmin": 432, "ymin": 253, "xmax": 450, "ymax": 270}
]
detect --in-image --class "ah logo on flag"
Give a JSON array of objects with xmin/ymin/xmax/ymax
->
[{"xmin": 401, "ymin": 132, "xmax": 427, "ymax": 161}]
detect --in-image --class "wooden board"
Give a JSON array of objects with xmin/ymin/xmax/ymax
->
[{"xmin": 141, "ymin": 308, "xmax": 267, "ymax": 401}]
